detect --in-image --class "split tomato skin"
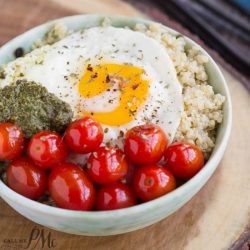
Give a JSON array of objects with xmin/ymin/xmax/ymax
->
[
  {"xmin": 64, "ymin": 117, "xmax": 103, "ymax": 154},
  {"xmin": 124, "ymin": 124, "xmax": 168, "ymax": 165},
  {"xmin": 164, "ymin": 142, "xmax": 204, "ymax": 180},
  {"xmin": 0, "ymin": 123, "xmax": 25, "ymax": 160},
  {"xmin": 87, "ymin": 146, "xmax": 128, "ymax": 185},
  {"xmin": 133, "ymin": 164, "xmax": 176, "ymax": 202},
  {"xmin": 48, "ymin": 163, "xmax": 95, "ymax": 211},
  {"xmin": 6, "ymin": 157, "xmax": 47, "ymax": 200},
  {"xmin": 27, "ymin": 131, "xmax": 68, "ymax": 169},
  {"xmin": 96, "ymin": 183, "xmax": 136, "ymax": 211}
]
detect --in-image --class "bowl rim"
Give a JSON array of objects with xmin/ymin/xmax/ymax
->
[{"xmin": 0, "ymin": 14, "xmax": 232, "ymax": 219}]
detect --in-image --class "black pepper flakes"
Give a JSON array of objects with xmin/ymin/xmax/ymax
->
[
  {"xmin": 119, "ymin": 130, "xmax": 124, "ymax": 138},
  {"xmin": 106, "ymin": 75, "xmax": 110, "ymax": 83},
  {"xmin": 129, "ymin": 109, "xmax": 136, "ymax": 116},
  {"xmin": 87, "ymin": 64, "xmax": 93, "ymax": 71},
  {"xmin": 132, "ymin": 83, "xmax": 139, "ymax": 90},
  {"xmin": 91, "ymin": 73, "xmax": 98, "ymax": 79}
]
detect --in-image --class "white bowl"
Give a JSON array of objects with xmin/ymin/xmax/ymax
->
[{"xmin": 0, "ymin": 15, "xmax": 232, "ymax": 236}]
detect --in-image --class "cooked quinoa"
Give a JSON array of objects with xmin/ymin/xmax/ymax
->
[
  {"xmin": 133, "ymin": 23, "xmax": 225, "ymax": 159},
  {"xmin": 32, "ymin": 23, "xmax": 69, "ymax": 49},
  {"xmin": 6, "ymin": 20, "xmax": 225, "ymax": 159}
]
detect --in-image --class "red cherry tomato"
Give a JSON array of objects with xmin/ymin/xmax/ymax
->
[
  {"xmin": 0, "ymin": 123, "xmax": 24, "ymax": 160},
  {"xmin": 96, "ymin": 183, "xmax": 136, "ymax": 211},
  {"xmin": 87, "ymin": 146, "xmax": 128, "ymax": 185},
  {"xmin": 133, "ymin": 164, "xmax": 176, "ymax": 201},
  {"xmin": 124, "ymin": 124, "xmax": 168, "ymax": 165},
  {"xmin": 164, "ymin": 142, "xmax": 204, "ymax": 180},
  {"xmin": 28, "ymin": 131, "xmax": 68, "ymax": 169},
  {"xmin": 48, "ymin": 163, "xmax": 95, "ymax": 211},
  {"xmin": 6, "ymin": 157, "xmax": 47, "ymax": 199},
  {"xmin": 65, "ymin": 117, "xmax": 103, "ymax": 154}
]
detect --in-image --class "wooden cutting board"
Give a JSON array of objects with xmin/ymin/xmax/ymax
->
[{"xmin": 0, "ymin": 0, "xmax": 249, "ymax": 249}]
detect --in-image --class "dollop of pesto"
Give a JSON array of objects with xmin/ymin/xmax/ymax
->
[{"xmin": 0, "ymin": 80, "xmax": 73, "ymax": 138}]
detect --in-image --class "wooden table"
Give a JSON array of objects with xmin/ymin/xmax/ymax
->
[{"xmin": 0, "ymin": 1, "xmax": 249, "ymax": 249}]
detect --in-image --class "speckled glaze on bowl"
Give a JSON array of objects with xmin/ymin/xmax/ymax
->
[{"xmin": 0, "ymin": 15, "xmax": 232, "ymax": 236}]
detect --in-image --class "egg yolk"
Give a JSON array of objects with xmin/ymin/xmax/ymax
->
[{"xmin": 78, "ymin": 63, "xmax": 149, "ymax": 126}]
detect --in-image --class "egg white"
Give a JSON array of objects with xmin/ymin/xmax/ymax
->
[{"xmin": 0, "ymin": 26, "xmax": 183, "ymax": 148}]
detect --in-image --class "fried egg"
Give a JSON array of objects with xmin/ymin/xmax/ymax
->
[{"xmin": 0, "ymin": 26, "xmax": 183, "ymax": 147}]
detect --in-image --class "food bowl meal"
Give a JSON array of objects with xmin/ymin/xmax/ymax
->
[{"xmin": 0, "ymin": 15, "xmax": 232, "ymax": 236}]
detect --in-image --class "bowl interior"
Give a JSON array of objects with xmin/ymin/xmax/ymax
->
[{"xmin": 0, "ymin": 15, "xmax": 232, "ymax": 219}]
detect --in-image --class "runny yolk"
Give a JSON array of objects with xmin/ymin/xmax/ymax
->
[{"xmin": 78, "ymin": 63, "xmax": 149, "ymax": 126}]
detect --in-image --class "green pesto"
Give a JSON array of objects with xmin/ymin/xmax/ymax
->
[{"xmin": 0, "ymin": 80, "xmax": 73, "ymax": 138}]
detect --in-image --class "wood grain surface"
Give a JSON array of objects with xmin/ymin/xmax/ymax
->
[{"xmin": 0, "ymin": 0, "xmax": 249, "ymax": 249}]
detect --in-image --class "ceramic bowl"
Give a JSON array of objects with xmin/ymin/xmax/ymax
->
[{"xmin": 0, "ymin": 15, "xmax": 232, "ymax": 236}]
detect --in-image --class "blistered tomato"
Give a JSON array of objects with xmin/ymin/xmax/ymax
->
[
  {"xmin": 87, "ymin": 146, "xmax": 128, "ymax": 185},
  {"xmin": 6, "ymin": 157, "xmax": 47, "ymax": 199},
  {"xmin": 96, "ymin": 183, "xmax": 136, "ymax": 210},
  {"xmin": 164, "ymin": 142, "xmax": 204, "ymax": 180},
  {"xmin": 65, "ymin": 117, "xmax": 103, "ymax": 154},
  {"xmin": 28, "ymin": 131, "xmax": 68, "ymax": 169},
  {"xmin": 133, "ymin": 164, "xmax": 176, "ymax": 201},
  {"xmin": 0, "ymin": 123, "xmax": 24, "ymax": 160},
  {"xmin": 124, "ymin": 124, "xmax": 167, "ymax": 165},
  {"xmin": 48, "ymin": 163, "xmax": 95, "ymax": 211}
]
